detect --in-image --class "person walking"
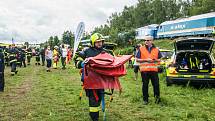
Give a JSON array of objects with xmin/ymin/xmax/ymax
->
[
  {"xmin": 8, "ymin": 44, "xmax": 19, "ymax": 76},
  {"xmin": 136, "ymin": 35, "xmax": 162, "ymax": 105}
]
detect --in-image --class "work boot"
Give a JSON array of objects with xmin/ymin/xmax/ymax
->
[
  {"xmin": 143, "ymin": 99, "xmax": 148, "ymax": 105},
  {"xmin": 143, "ymin": 101, "xmax": 148, "ymax": 105},
  {"xmin": 155, "ymin": 97, "xmax": 161, "ymax": 104}
]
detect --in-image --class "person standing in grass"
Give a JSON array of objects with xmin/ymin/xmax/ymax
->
[
  {"xmin": 0, "ymin": 47, "xmax": 5, "ymax": 92},
  {"xmin": 35, "ymin": 48, "xmax": 41, "ymax": 65},
  {"xmin": 53, "ymin": 46, "xmax": 59, "ymax": 69},
  {"xmin": 26, "ymin": 47, "xmax": 32, "ymax": 65},
  {"xmin": 60, "ymin": 44, "xmax": 68, "ymax": 69},
  {"xmin": 136, "ymin": 35, "xmax": 162, "ymax": 105},
  {"xmin": 75, "ymin": 33, "xmax": 111, "ymax": 121},
  {"xmin": 40, "ymin": 47, "xmax": 46, "ymax": 66},
  {"xmin": 133, "ymin": 44, "xmax": 142, "ymax": 81},
  {"xmin": 45, "ymin": 46, "xmax": 53, "ymax": 72}
]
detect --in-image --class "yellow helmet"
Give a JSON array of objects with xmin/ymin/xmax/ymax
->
[{"xmin": 90, "ymin": 33, "xmax": 105, "ymax": 47}]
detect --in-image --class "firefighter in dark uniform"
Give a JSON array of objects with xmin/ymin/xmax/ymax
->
[
  {"xmin": 20, "ymin": 47, "xmax": 26, "ymax": 67},
  {"xmin": 16, "ymin": 47, "xmax": 22, "ymax": 67},
  {"xmin": 0, "ymin": 47, "xmax": 5, "ymax": 91},
  {"xmin": 75, "ymin": 33, "xmax": 113, "ymax": 121},
  {"xmin": 26, "ymin": 47, "xmax": 32, "ymax": 65},
  {"xmin": 40, "ymin": 47, "xmax": 46, "ymax": 66},
  {"xmin": 136, "ymin": 36, "xmax": 162, "ymax": 105},
  {"xmin": 8, "ymin": 44, "xmax": 18, "ymax": 75},
  {"xmin": 4, "ymin": 47, "xmax": 9, "ymax": 66},
  {"xmin": 35, "ymin": 48, "xmax": 41, "ymax": 65}
]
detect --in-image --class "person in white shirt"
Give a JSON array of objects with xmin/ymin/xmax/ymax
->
[{"xmin": 61, "ymin": 44, "xmax": 68, "ymax": 69}]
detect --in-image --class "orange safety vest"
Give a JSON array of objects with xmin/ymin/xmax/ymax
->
[{"xmin": 139, "ymin": 46, "xmax": 159, "ymax": 72}]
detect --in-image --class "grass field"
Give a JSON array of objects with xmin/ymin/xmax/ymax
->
[{"xmin": 0, "ymin": 58, "xmax": 215, "ymax": 121}]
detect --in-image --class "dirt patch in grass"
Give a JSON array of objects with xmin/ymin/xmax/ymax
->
[{"xmin": 4, "ymin": 69, "xmax": 37, "ymax": 100}]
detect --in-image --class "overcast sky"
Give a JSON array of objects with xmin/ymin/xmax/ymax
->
[{"xmin": 0, "ymin": 0, "xmax": 138, "ymax": 44}]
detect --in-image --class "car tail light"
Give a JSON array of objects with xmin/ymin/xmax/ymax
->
[{"xmin": 169, "ymin": 67, "xmax": 177, "ymax": 74}]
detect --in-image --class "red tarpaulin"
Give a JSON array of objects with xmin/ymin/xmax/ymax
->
[{"xmin": 84, "ymin": 52, "xmax": 132, "ymax": 89}]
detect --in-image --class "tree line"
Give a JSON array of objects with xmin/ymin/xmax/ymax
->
[
  {"xmin": 93, "ymin": 0, "xmax": 215, "ymax": 47},
  {"xmin": 41, "ymin": 0, "xmax": 215, "ymax": 48}
]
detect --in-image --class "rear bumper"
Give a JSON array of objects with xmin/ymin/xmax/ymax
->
[{"xmin": 166, "ymin": 76, "xmax": 215, "ymax": 85}]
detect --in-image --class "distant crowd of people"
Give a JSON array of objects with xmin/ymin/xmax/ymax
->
[{"xmin": 0, "ymin": 44, "xmax": 73, "ymax": 92}]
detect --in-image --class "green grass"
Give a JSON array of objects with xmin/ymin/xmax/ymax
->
[{"xmin": 0, "ymin": 60, "xmax": 215, "ymax": 121}]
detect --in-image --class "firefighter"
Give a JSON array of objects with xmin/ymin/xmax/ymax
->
[
  {"xmin": 136, "ymin": 35, "xmax": 162, "ymax": 105},
  {"xmin": 3, "ymin": 47, "xmax": 9, "ymax": 66},
  {"xmin": 40, "ymin": 47, "xmax": 46, "ymax": 66},
  {"xmin": 26, "ymin": 47, "xmax": 32, "ymax": 65},
  {"xmin": 16, "ymin": 48, "xmax": 23, "ymax": 67},
  {"xmin": 35, "ymin": 48, "xmax": 41, "ymax": 65},
  {"xmin": 0, "ymin": 47, "xmax": 4, "ymax": 92},
  {"xmin": 75, "ymin": 33, "xmax": 112, "ymax": 121},
  {"xmin": 20, "ymin": 46, "xmax": 26, "ymax": 67},
  {"xmin": 8, "ymin": 44, "xmax": 19, "ymax": 75}
]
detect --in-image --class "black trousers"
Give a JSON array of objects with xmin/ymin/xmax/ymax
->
[
  {"xmin": 36, "ymin": 56, "xmax": 40, "ymax": 63},
  {"xmin": 86, "ymin": 89, "xmax": 103, "ymax": 121},
  {"xmin": 61, "ymin": 57, "xmax": 66, "ymax": 69},
  {"xmin": 27, "ymin": 56, "xmax": 31, "ymax": 64},
  {"xmin": 0, "ymin": 73, "xmax": 4, "ymax": 91},
  {"xmin": 22, "ymin": 57, "xmax": 26, "ymax": 67},
  {"xmin": 11, "ymin": 62, "xmax": 17, "ymax": 73},
  {"xmin": 141, "ymin": 72, "xmax": 160, "ymax": 101},
  {"xmin": 46, "ymin": 59, "xmax": 52, "ymax": 68},
  {"xmin": 41, "ymin": 56, "xmax": 45, "ymax": 66}
]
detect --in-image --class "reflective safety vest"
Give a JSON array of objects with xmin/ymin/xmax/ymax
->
[{"xmin": 139, "ymin": 46, "xmax": 159, "ymax": 72}]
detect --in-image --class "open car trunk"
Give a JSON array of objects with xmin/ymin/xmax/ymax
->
[{"xmin": 175, "ymin": 51, "xmax": 212, "ymax": 73}]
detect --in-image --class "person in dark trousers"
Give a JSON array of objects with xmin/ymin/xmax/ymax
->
[
  {"xmin": 21, "ymin": 47, "xmax": 26, "ymax": 67},
  {"xmin": 3, "ymin": 47, "xmax": 9, "ymax": 66},
  {"xmin": 8, "ymin": 44, "xmax": 18, "ymax": 76},
  {"xmin": 40, "ymin": 47, "xmax": 46, "ymax": 66},
  {"xmin": 133, "ymin": 44, "xmax": 142, "ymax": 81},
  {"xmin": 75, "ymin": 33, "xmax": 113, "ymax": 121},
  {"xmin": 60, "ymin": 44, "xmax": 67, "ymax": 69},
  {"xmin": 35, "ymin": 48, "xmax": 41, "ymax": 65},
  {"xmin": 45, "ymin": 46, "xmax": 52, "ymax": 72},
  {"xmin": 16, "ymin": 47, "xmax": 22, "ymax": 67},
  {"xmin": 0, "ymin": 47, "xmax": 5, "ymax": 92},
  {"xmin": 26, "ymin": 47, "xmax": 32, "ymax": 65},
  {"xmin": 136, "ymin": 35, "xmax": 162, "ymax": 105}
]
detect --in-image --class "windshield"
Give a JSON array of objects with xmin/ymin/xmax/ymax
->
[
  {"xmin": 176, "ymin": 39, "xmax": 213, "ymax": 51},
  {"xmin": 161, "ymin": 51, "xmax": 173, "ymax": 59}
]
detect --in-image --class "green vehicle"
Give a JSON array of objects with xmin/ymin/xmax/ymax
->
[{"xmin": 165, "ymin": 37, "xmax": 215, "ymax": 86}]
